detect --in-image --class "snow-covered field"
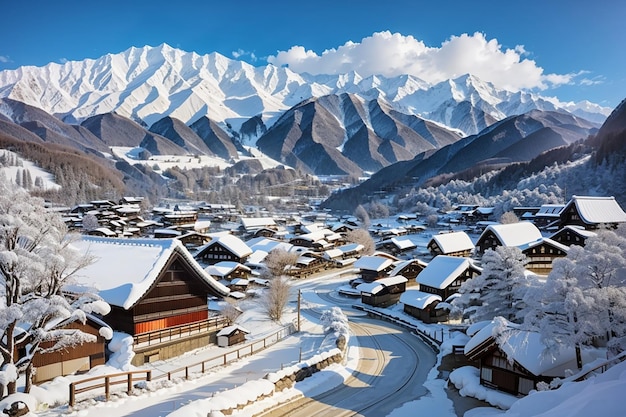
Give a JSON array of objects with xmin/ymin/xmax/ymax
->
[
  {"xmin": 0, "ymin": 150, "xmax": 61, "ymax": 190},
  {"xmin": 109, "ymin": 146, "xmax": 283, "ymax": 173}
]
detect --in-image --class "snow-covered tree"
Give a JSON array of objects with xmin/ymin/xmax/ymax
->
[
  {"xmin": 499, "ymin": 211, "xmax": 519, "ymax": 224},
  {"xmin": 0, "ymin": 179, "xmax": 110, "ymax": 394},
  {"xmin": 81, "ymin": 213, "xmax": 100, "ymax": 232},
  {"xmin": 345, "ymin": 228, "xmax": 375, "ymax": 255},
  {"xmin": 353, "ymin": 205, "xmax": 370, "ymax": 228},
  {"xmin": 262, "ymin": 249, "xmax": 299, "ymax": 278},
  {"xmin": 320, "ymin": 306, "xmax": 350, "ymax": 348},
  {"xmin": 262, "ymin": 276, "xmax": 291, "ymax": 322},
  {"xmin": 525, "ymin": 227, "xmax": 626, "ymax": 363},
  {"xmin": 452, "ymin": 246, "xmax": 534, "ymax": 324}
]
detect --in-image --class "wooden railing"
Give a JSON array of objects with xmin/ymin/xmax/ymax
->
[
  {"xmin": 133, "ymin": 316, "xmax": 228, "ymax": 347},
  {"xmin": 69, "ymin": 322, "xmax": 296, "ymax": 407},
  {"xmin": 69, "ymin": 370, "xmax": 152, "ymax": 406}
]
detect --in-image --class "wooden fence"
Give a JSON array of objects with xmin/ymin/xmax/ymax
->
[
  {"xmin": 69, "ymin": 370, "xmax": 152, "ymax": 407},
  {"xmin": 69, "ymin": 322, "xmax": 296, "ymax": 407}
]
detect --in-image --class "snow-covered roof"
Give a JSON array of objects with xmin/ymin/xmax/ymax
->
[
  {"xmin": 390, "ymin": 237, "xmax": 416, "ymax": 250},
  {"xmin": 245, "ymin": 237, "xmax": 293, "ymax": 253},
  {"xmin": 93, "ymin": 227, "xmax": 117, "ymax": 237},
  {"xmin": 519, "ymin": 237, "xmax": 570, "ymax": 253},
  {"xmin": 357, "ymin": 275, "xmax": 408, "ymax": 295},
  {"xmin": 337, "ymin": 243, "xmax": 364, "ymax": 254},
  {"xmin": 551, "ymin": 225, "xmax": 598, "ymax": 239},
  {"xmin": 399, "ymin": 289, "xmax": 442, "ymax": 309},
  {"xmin": 429, "ymin": 231, "xmax": 475, "ymax": 254},
  {"xmin": 200, "ymin": 234, "xmax": 252, "ymax": 258},
  {"xmin": 353, "ymin": 255, "xmax": 394, "ymax": 272},
  {"xmin": 480, "ymin": 221, "xmax": 542, "ymax": 248},
  {"xmin": 389, "ymin": 259, "xmax": 427, "ymax": 276},
  {"xmin": 417, "ymin": 255, "xmax": 479, "ymax": 289},
  {"xmin": 217, "ymin": 324, "xmax": 250, "ymax": 337},
  {"xmin": 240, "ymin": 217, "xmax": 276, "ymax": 230},
  {"xmin": 464, "ymin": 318, "xmax": 579, "ymax": 377},
  {"xmin": 567, "ymin": 195, "xmax": 626, "ymax": 224},
  {"xmin": 323, "ymin": 248, "xmax": 344, "ymax": 259},
  {"xmin": 71, "ymin": 236, "xmax": 229, "ymax": 309},
  {"xmin": 536, "ymin": 204, "xmax": 565, "ymax": 216},
  {"xmin": 205, "ymin": 261, "xmax": 251, "ymax": 277}
]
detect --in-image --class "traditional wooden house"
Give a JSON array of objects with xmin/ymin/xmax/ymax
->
[
  {"xmin": 29, "ymin": 315, "xmax": 112, "ymax": 383},
  {"xmin": 285, "ymin": 253, "xmax": 327, "ymax": 278},
  {"xmin": 357, "ymin": 276, "xmax": 408, "ymax": 307},
  {"xmin": 464, "ymin": 319, "xmax": 595, "ymax": 396},
  {"xmin": 162, "ymin": 211, "xmax": 198, "ymax": 226},
  {"xmin": 532, "ymin": 204, "xmax": 565, "ymax": 229},
  {"xmin": 217, "ymin": 325, "xmax": 250, "ymax": 347},
  {"xmin": 427, "ymin": 231, "xmax": 475, "ymax": 257},
  {"xmin": 388, "ymin": 259, "xmax": 427, "ymax": 286},
  {"xmin": 405, "ymin": 255, "xmax": 481, "ymax": 323},
  {"xmin": 558, "ymin": 195, "xmax": 626, "ymax": 230},
  {"xmin": 400, "ymin": 290, "xmax": 448, "ymax": 324},
  {"xmin": 519, "ymin": 237, "xmax": 569, "ymax": 274},
  {"xmin": 475, "ymin": 222, "xmax": 542, "ymax": 256},
  {"xmin": 71, "ymin": 236, "xmax": 230, "ymax": 365},
  {"xmin": 549, "ymin": 225, "xmax": 597, "ymax": 247},
  {"xmin": 376, "ymin": 237, "xmax": 417, "ymax": 256},
  {"xmin": 195, "ymin": 233, "xmax": 253, "ymax": 265},
  {"xmin": 205, "ymin": 261, "xmax": 252, "ymax": 281},
  {"xmin": 240, "ymin": 217, "xmax": 278, "ymax": 236},
  {"xmin": 353, "ymin": 255, "xmax": 395, "ymax": 283},
  {"xmin": 176, "ymin": 231, "xmax": 212, "ymax": 249},
  {"xmin": 289, "ymin": 230, "xmax": 333, "ymax": 250}
]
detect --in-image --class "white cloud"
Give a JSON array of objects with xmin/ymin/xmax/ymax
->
[
  {"xmin": 267, "ymin": 31, "xmax": 578, "ymax": 92},
  {"xmin": 232, "ymin": 49, "xmax": 258, "ymax": 62},
  {"xmin": 0, "ymin": 55, "xmax": 11, "ymax": 63}
]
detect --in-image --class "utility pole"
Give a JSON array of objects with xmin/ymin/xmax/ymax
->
[{"xmin": 297, "ymin": 289, "xmax": 301, "ymax": 332}]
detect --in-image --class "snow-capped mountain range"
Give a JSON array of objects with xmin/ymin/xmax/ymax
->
[{"xmin": 0, "ymin": 43, "xmax": 611, "ymax": 140}]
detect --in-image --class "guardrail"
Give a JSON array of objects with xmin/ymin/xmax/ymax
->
[{"xmin": 69, "ymin": 322, "xmax": 296, "ymax": 407}]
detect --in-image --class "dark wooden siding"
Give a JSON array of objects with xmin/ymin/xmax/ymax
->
[{"xmin": 105, "ymin": 254, "xmax": 220, "ymax": 335}]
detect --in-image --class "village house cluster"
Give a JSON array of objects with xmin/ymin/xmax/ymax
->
[{"xmin": 32, "ymin": 195, "xmax": 626, "ymax": 399}]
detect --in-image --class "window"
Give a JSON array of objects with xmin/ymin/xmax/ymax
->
[
  {"xmin": 481, "ymin": 367, "xmax": 493, "ymax": 382},
  {"xmin": 518, "ymin": 377, "xmax": 535, "ymax": 395}
]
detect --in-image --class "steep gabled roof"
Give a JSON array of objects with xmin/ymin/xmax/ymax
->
[
  {"xmin": 199, "ymin": 233, "xmax": 253, "ymax": 258},
  {"xmin": 566, "ymin": 196, "xmax": 626, "ymax": 224},
  {"xmin": 429, "ymin": 231, "xmax": 475, "ymax": 254},
  {"xmin": 464, "ymin": 318, "xmax": 580, "ymax": 377},
  {"xmin": 357, "ymin": 275, "xmax": 408, "ymax": 295},
  {"xmin": 480, "ymin": 222, "xmax": 542, "ymax": 248},
  {"xmin": 400, "ymin": 289, "xmax": 442, "ymax": 309},
  {"xmin": 72, "ymin": 236, "xmax": 229, "ymax": 309},
  {"xmin": 519, "ymin": 237, "xmax": 570, "ymax": 253},
  {"xmin": 417, "ymin": 255, "xmax": 480, "ymax": 289},
  {"xmin": 354, "ymin": 255, "xmax": 394, "ymax": 272}
]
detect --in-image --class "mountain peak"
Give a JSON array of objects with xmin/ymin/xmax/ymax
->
[{"xmin": 0, "ymin": 45, "xmax": 612, "ymax": 136}]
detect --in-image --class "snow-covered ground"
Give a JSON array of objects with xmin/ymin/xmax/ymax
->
[
  {"xmin": 109, "ymin": 146, "xmax": 283, "ymax": 173},
  {"xmin": 0, "ymin": 150, "xmax": 61, "ymax": 190},
  {"xmin": 2, "ymin": 229, "xmax": 625, "ymax": 417}
]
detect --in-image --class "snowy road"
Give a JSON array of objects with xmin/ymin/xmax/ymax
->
[{"xmin": 257, "ymin": 316, "xmax": 437, "ymax": 417}]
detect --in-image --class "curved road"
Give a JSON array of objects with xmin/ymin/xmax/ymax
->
[{"xmin": 262, "ymin": 288, "xmax": 437, "ymax": 417}]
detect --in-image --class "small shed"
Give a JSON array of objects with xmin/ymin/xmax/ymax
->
[
  {"xmin": 217, "ymin": 325, "xmax": 250, "ymax": 347},
  {"xmin": 357, "ymin": 275, "xmax": 408, "ymax": 307}
]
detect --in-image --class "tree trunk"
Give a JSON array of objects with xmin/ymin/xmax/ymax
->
[
  {"xmin": 575, "ymin": 344, "xmax": 583, "ymax": 369},
  {"xmin": 7, "ymin": 380, "xmax": 16, "ymax": 396},
  {"xmin": 24, "ymin": 363, "xmax": 33, "ymax": 393}
]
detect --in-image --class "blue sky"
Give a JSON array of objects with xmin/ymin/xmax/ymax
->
[{"xmin": 1, "ymin": 0, "xmax": 624, "ymax": 108}]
